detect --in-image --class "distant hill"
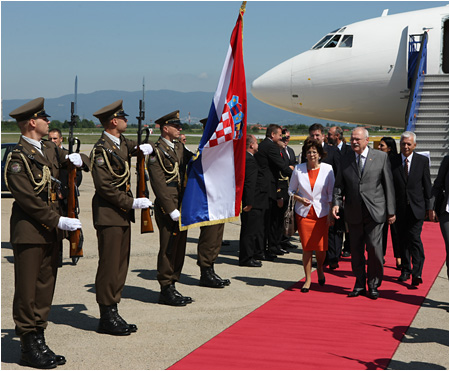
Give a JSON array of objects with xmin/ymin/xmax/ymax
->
[{"xmin": 1, "ymin": 89, "xmax": 345, "ymax": 127}]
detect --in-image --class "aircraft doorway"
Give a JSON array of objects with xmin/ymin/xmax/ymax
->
[{"xmin": 443, "ymin": 18, "xmax": 448, "ymax": 74}]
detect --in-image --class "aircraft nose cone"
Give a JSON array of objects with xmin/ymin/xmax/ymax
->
[{"xmin": 251, "ymin": 59, "xmax": 293, "ymax": 111}]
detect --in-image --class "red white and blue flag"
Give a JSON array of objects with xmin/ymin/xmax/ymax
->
[{"xmin": 180, "ymin": 3, "xmax": 247, "ymax": 231}]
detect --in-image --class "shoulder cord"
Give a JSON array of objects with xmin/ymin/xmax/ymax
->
[
  {"xmin": 279, "ymin": 171, "xmax": 289, "ymax": 181},
  {"xmin": 155, "ymin": 147, "xmax": 179, "ymax": 184},
  {"xmin": 4, "ymin": 152, "xmax": 52, "ymax": 199},
  {"xmin": 90, "ymin": 147, "xmax": 130, "ymax": 188}
]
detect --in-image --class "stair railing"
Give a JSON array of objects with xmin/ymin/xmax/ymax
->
[{"xmin": 405, "ymin": 32, "xmax": 428, "ymax": 132}]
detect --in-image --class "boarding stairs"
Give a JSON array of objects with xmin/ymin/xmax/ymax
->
[{"xmin": 406, "ymin": 32, "xmax": 449, "ymax": 180}]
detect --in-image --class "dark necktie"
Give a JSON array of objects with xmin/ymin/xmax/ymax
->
[
  {"xmin": 404, "ymin": 158, "xmax": 409, "ymax": 179},
  {"xmin": 358, "ymin": 155, "xmax": 364, "ymax": 175}
]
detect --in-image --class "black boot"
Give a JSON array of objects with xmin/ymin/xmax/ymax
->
[
  {"xmin": 172, "ymin": 284, "xmax": 193, "ymax": 304},
  {"xmin": 97, "ymin": 304, "xmax": 130, "ymax": 336},
  {"xmin": 19, "ymin": 332, "xmax": 57, "ymax": 369},
  {"xmin": 211, "ymin": 264, "xmax": 230, "ymax": 286},
  {"xmin": 199, "ymin": 267, "xmax": 225, "ymax": 288},
  {"xmin": 35, "ymin": 329, "xmax": 66, "ymax": 365},
  {"xmin": 110, "ymin": 304, "xmax": 137, "ymax": 333},
  {"xmin": 159, "ymin": 285, "xmax": 187, "ymax": 306}
]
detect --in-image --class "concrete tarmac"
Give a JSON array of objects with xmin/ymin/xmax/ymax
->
[{"xmin": 1, "ymin": 143, "xmax": 448, "ymax": 370}]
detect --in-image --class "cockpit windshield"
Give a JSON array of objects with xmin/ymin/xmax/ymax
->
[{"xmin": 312, "ymin": 31, "xmax": 353, "ymax": 50}]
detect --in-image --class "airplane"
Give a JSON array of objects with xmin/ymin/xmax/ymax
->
[{"xmin": 251, "ymin": 5, "xmax": 449, "ymax": 128}]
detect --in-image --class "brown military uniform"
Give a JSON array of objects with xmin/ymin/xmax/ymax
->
[
  {"xmin": 6, "ymin": 137, "xmax": 68, "ymax": 336},
  {"xmin": 198, "ymin": 224, "xmax": 225, "ymax": 267},
  {"xmin": 147, "ymin": 137, "xmax": 192, "ymax": 287},
  {"xmin": 90, "ymin": 133, "xmax": 138, "ymax": 305}
]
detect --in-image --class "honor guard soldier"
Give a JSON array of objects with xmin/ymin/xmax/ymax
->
[
  {"xmin": 6, "ymin": 97, "xmax": 84, "ymax": 369},
  {"xmin": 196, "ymin": 118, "xmax": 230, "ymax": 288},
  {"xmin": 147, "ymin": 110, "xmax": 193, "ymax": 306},
  {"xmin": 91, "ymin": 100, "xmax": 153, "ymax": 335}
]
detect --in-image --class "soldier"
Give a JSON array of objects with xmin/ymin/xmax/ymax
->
[
  {"xmin": 196, "ymin": 118, "xmax": 230, "ymax": 288},
  {"xmin": 91, "ymin": 100, "xmax": 153, "ymax": 335},
  {"xmin": 147, "ymin": 110, "xmax": 193, "ymax": 306},
  {"xmin": 6, "ymin": 97, "xmax": 84, "ymax": 369}
]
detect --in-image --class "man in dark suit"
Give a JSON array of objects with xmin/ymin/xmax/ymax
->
[
  {"xmin": 239, "ymin": 135, "xmax": 264, "ymax": 267},
  {"xmin": 332, "ymin": 127, "xmax": 396, "ymax": 299},
  {"xmin": 254, "ymin": 124, "xmax": 293, "ymax": 259},
  {"xmin": 431, "ymin": 155, "xmax": 449, "ymax": 276},
  {"xmin": 327, "ymin": 126, "xmax": 352, "ymax": 258},
  {"xmin": 302, "ymin": 123, "xmax": 342, "ymax": 269},
  {"xmin": 391, "ymin": 132, "xmax": 432, "ymax": 286}
]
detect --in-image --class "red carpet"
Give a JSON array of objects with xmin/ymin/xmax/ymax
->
[{"xmin": 169, "ymin": 222, "xmax": 446, "ymax": 370}]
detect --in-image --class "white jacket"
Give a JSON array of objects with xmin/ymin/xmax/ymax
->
[{"xmin": 288, "ymin": 162, "xmax": 335, "ymax": 218}]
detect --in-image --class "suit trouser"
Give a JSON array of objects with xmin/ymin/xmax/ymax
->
[
  {"xmin": 13, "ymin": 242, "xmax": 59, "ymax": 336},
  {"xmin": 239, "ymin": 208, "xmax": 264, "ymax": 263},
  {"xmin": 264, "ymin": 198, "xmax": 281, "ymax": 250},
  {"xmin": 396, "ymin": 205, "xmax": 425, "ymax": 278},
  {"xmin": 95, "ymin": 226, "xmax": 131, "ymax": 305},
  {"xmin": 197, "ymin": 223, "xmax": 224, "ymax": 268},
  {"xmin": 382, "ymin": 221, "xmax": 400, "ymax": 258},
  {"xmin": 327, "ymin": 225, "xmax": 344, "ymax": 264},
  {"xmin": 439, "ymin": 211, "xmax": 449, "ymax": 276},
  {"xmin": 348, "ymin": 205, "xmax": 384, "ymax": 291},
  {"xmin": 154, "ymin": 203, "xmax": 187, "ymax": 288}
]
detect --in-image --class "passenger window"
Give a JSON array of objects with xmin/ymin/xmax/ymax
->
[
  {"xmin": 312, "ymin": 34, "xmax": 333, "ymax": 50},
  {"xmin": 339, "ymin": 35, "xmax": 353, "ymax": 48},
  {"xmin": 324, "ymin": 35, "xmax": 341, "ymax": 48}
]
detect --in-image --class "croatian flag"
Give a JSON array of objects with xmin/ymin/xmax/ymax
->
[{"xmin": 180, "ymin": 3, "xmax": 247, "ymax": 231}]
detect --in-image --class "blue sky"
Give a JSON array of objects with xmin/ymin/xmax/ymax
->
[{"xmin": 1, "ymin": 1, "xmax": 446, "ymax": 100}]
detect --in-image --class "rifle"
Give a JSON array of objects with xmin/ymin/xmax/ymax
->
[
  {"xmin": 67, "ymin": 101, "xmax": 84, "ymax": 260},
  {"xmin": 136, "ymin": 98, "xmax": 154, "ymax": 233}
]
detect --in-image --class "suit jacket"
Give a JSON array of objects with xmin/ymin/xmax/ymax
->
[
  {"xmin": 91, "ymin": 133, "xmax": 138, "ymax": 227},
  {"xmin": 7, "ymin": 137, "xmax": 68, "ymax": 244},
  {"xmin": 255, "ymin": 138, "xmax": 292, "ymax": 201},
  {"xmin": 391, "ymin": 152, "xmax": 432, "ymax": 220},
  {"xmin": 301, "ymin": 142, "xmax": 341, "ymax": 175},
  {"xmin": 277, "ymin": 147, "xmax": 292, "ymax": 200},
  {"xmin": 431, "ymin": 155, "xmax": 449, "ymax": 215},
  {"xmin": 338, "ymin": 142, "xmax": 352, "ymax": 156},
  {"xmin": 285, "ymin": 145, "xmax": 297, "ymax": 166},
  {"xmin": 289, "ymin": 162, "xmax": 335, "ymax": 218},
  {"xmin": 242, "ymin": 152, "xmax": 258, "ymax": 208},
  {"xmin": 333, "ymin": 147, "xmax": 396, "ymax": 224}
]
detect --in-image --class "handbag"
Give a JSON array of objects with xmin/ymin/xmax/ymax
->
[{"xmin": 284, "ymin": 195, "xmax": 296, "ymax": 237}]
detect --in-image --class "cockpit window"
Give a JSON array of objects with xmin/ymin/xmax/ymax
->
[
  {"xmin": 312, "ymin": 35, "xmax": 333, "ymax": 50},
  {"xmin": 339, "ymin": 35, "xmax": 353, "ymax": 48},
  {"xmin": 324, "ymin": 35, "xmax": 342, "ymax": 48},
  {"xmin": 338, "ymin": 27, "xmax": 347, "ymax": 33}
]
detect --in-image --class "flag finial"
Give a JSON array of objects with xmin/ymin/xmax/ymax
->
[{"xmin": 240, "ymin": 1, "xmax": 247, "ymax": 16}]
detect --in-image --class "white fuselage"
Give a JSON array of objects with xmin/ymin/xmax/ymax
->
[{"xmin": 251, "ymin": 5, "xmax": 449, "ymax": 128}]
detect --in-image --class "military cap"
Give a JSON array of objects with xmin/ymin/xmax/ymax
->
[
  {"xmin": 9, "ymin": 97, "xmax": 51, "ymax": 122},
  {"xmin": 155, "ymin": 110, "xmax": 182, "ymax": 128},
  {"xmin": 199, "ymin": 118, "xmax": 208, "ymax": 129},
  {"xmin": 93, "ymin": 100, "xmax": 129, "ymax": 122}
]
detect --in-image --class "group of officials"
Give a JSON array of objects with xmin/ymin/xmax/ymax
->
[{"xmin": 5, "ymin": 97, "xmax": 448, "ymax": 369}]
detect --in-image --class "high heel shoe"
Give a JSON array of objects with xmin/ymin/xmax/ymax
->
[
  {"xmin": 301, "ymin": 287, "xmax": 310, "ymax": 293},
  {"xmin": 318, "ymin": 276, "xmax": 326, "ymax": 286}
]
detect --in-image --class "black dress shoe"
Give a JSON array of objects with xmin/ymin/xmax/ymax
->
[
  {"xmin": 348, "ymin": 289, "xmax": 366, "ymax": 297},
  {"xmin": 97, "ymin": 305, "xmax": 131, "ymax": 335},
  {"xmin": 301, "ymin": 287, "xmax": 310, "ymax": 293},
  {"xmin": 281, "ymin": 240, "xmax": 296, "ymax": 249},
  {"xmin": 159, "ymin": 285, "xmax": 187, "ymax": 306},
  {"xmin": 258, "ymin": 252, "xmax": 276, "ymax": 261},
  {"xmin": 342, "ymin": 251, "xmax": 351, "ymax": 257},
  {"xmin": 368, "ymin": 288, "xmax": 379, "ymax": 300},
  {"xmin": 239, "ymin": 258, "xmax": 262, "ymax": 267},
  {"xmin": 318, "ymin": 276, "xmax": 326, "ymax": 286},
  {"xmin": 20, "ymin": 332, "xmax": 57, "ymax": 369},
  {"xmin": 329, "ymin": 262, "xmax": 339, "ymax": 270},
  {"xmin": 200, "ymin": 267, "xmax": 225, "ymax": 288},
  {"xmin": 268, "ymin": 246, "xmax": 285, "ymax": 255},
  {"xmin": 173, "ymin": 284, "xmax": 193, "ymax": 303},
  {"xmin": 398, "ymin": 272, "xmax": 411, "ymax": 282},
  {"xmin": 411, "ymin": 276, "xmax": 423, "ymax": 286},
  {"xmin": 35, "ymin": 329, "xmax": 66, "ymax": 365}
]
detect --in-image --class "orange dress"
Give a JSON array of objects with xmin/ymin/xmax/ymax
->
[{"xmin": 295, "ymin": 168, "xmax": 328, "ymax": 252}]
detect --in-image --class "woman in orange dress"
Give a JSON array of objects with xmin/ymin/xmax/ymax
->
[{"xmin": 288, "ymin": 138, "xmax": 335, "ymax": 292}]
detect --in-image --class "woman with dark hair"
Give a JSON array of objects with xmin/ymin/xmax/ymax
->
[
  {"xmin": 289, "ymin": 138, "xmax": 335, "ymax": 292},
  {"xmin": 378, "ymin": 136, "xmax": 401, "ymax": 269}
]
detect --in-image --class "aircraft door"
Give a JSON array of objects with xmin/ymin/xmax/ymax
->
[{"xmin": 442, "ymin": 18, "xmax": 448, "ymax": 74}]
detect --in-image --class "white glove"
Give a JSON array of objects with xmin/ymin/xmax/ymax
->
[
  {"xmin": 139, "ymin": 144, "xmax": 153, "ymax": 156},
  {"xmin": 66, "ymin": 153, "xmax": 82, "ymax": 167},
  {"xmin": 169, "ymin": 209, "xmax": 180, "ymax": 221},
  {"xmin": 58, "ymin": 216, "xmax": 82, "ymax": 231},
  {"xmin": 132, "ymin": 198, "xmax": 153, "ymax": 209}
]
